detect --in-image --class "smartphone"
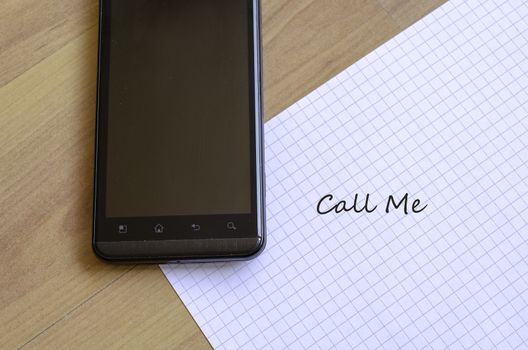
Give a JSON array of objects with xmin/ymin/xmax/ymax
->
[{"xmin": 93, "ymin": 0, "xmax": 265, "ymax": 262}]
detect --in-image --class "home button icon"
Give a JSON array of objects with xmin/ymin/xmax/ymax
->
[{"xmin": 153, "ymin": 224, "xmax": 164, "ymax": 234}]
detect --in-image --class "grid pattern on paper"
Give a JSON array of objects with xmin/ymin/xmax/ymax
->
[{"xmin": 161, "ymin": 0, "xmax": 528, "ymax": 348}]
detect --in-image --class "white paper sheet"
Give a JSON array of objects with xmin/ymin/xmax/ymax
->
[{"xmin": 162, "ymin": 1, "xmax": 528, "ymax": 348}]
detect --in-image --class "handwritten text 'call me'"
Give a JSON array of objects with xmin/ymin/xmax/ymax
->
[{"xmin": 317, "ymin": 193, "xmax": 427, "ymax": 215}]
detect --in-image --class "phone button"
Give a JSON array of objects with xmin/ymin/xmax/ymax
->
[{"xmin": 153, "ymin": 224, "xmax": 164, "ymax": 233}]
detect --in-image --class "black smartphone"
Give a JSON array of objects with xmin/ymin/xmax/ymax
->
[{"xmin": 93, "ymin": 0, "xmax": 265, "ymax": 262}]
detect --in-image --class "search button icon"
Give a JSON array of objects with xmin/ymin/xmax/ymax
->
[{"xmin": 227, "ymin": 222, "xmax": 237, "ymax": 231}]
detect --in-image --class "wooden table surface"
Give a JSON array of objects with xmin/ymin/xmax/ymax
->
[{"xmin": 1, "ymin": 0, "xmax": 445, "ymax": 348}]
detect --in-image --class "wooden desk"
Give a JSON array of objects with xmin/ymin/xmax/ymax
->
[{"xmin": 0, "ymin": 0, "xmax": 445, "ymax": 348}]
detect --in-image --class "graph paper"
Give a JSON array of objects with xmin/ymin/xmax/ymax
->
[{"xmin": 161, "ymin": 0, "xmax": 528, "ymax": 348}]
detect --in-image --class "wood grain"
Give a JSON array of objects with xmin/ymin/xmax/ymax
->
[{"xmin": 0, "ymin": 0, "xmax": 445, "ymax": 348}]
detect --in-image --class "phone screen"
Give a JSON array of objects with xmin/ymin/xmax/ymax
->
[
  {"xmin": 94, "ymin": 0, "xmax": 263, "ymax": 248},
  {"xmin": 107, "ymin": 0, "xmax": 252, "ymax": 218}
]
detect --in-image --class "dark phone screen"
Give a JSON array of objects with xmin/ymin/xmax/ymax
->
[{"xmin": 105, "ymin": 0, "xmax": 253, "ymax": 218}]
